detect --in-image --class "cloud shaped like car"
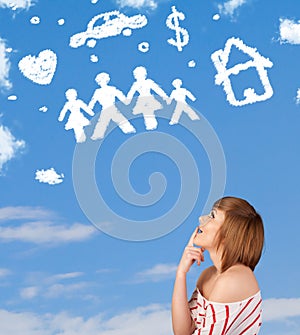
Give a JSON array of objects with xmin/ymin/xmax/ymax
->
[{"xmin": 70, "ymin": 10, "xmax": 148, "ymax": 48}]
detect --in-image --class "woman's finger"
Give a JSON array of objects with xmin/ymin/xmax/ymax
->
[{"xmin": 187, "ymin": 227, "xmax": 199, "ymax": 247}]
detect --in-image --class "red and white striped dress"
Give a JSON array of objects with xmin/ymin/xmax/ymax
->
[{"xmin": 189, "ymin": 288, "xmax": 262, "ymax": 335}]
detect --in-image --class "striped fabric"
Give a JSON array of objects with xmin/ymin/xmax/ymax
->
[{"xmin": 189, "ymin": 288, "xmax": 262, "ymax": 335}]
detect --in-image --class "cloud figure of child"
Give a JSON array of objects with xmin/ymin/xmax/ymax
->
[
  {"xmin": 58, "ymin": 88, "xmax": 94, "ymax": 143},
  {"xmin": 169, "ymin": 78, "xmax": 200, "ymax": 125}
]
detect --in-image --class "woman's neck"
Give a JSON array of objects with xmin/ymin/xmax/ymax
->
[{"xmin": 208, "ymin": 249, "xmax": 223, "ymax": 274}]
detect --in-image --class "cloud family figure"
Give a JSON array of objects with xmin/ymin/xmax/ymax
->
[
  {"xmin": 58, "ymin": 88, "xmax": 94, "ymax": 143},
  {"xmin": 89, "ymin": 72, "xmax": 136, "ymax": 140},
  {"xmin": 58, "ymin": 66, "xmax": 199, "ymax": 143},
  {"xmin": 127, "ymin": 66, "xmax": 169, "ymax": 131}
]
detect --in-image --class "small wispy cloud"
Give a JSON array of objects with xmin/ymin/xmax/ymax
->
[
  {"xmin": 218, "ymin": 0, "xmax": 247, "ymax": 17},
  {"xmin": 48, "ymin": 272, "xmax": 84, "ymax": 282},
  {"xmin": 0, "ymin": 221, "xmax": 95, "ymax": 244},
  {"xmin": 20, "ymin": 271, "xmax": 87, "ymax": 300},
  {"xmin": 0, "ymin": 0, "xmax": 35, "ymax": 11},
  {"xmin": 133, "ymin": 263, "xmax": 177, "ymax": 283},
  {"xmin": 20, "ymin": 286, "xmax": 39, "ymax": 299},
  {"xmin": 45, "ymin": 282, "xmax": 89, "ymax": 299},
  {"xmin": 0, "ymin": 206, "xmax": 53, "ymax": 221},
  {"xmin": 263, "ymin": 297, "xmax": 300, "ymax": 322},
  {"xmin": 0, "ymin": 124, "xmax": 25, "ymax": 174},
  {"xmin": 116, "ymin": 0, "xmax": 158, "ymax": 10},
  {"xmin": 0, "ymin": 206, "xmax": 97, "ymax": 245},
  {"xmin": 279, "ymin": 18, "xmax": 300, "ymax": 45},
  {"xmin": 0, "ymin": 38, "xmax": 12, "ymax": 89},
  {"xmin": 0, "ymin": 268, "xmax": 11, "ymax": 278}
]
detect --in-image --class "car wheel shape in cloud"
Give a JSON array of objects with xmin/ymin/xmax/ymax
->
[{"xmin": 69, "ymin": 10, "xmax": 148, "ymax": 48}]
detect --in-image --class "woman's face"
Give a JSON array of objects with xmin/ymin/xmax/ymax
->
[{"xmin": 193, "ymin": 208, "xmax": 225, "ymax": 250}]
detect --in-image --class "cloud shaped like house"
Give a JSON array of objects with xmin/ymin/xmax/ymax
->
[{"xmin": 211, "ymin": 37, "xmax": 274, "ymax": 107}]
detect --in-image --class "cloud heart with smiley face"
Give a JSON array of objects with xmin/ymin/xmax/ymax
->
[{"xmin": 18, "ymin": 49, "xmax": 57, "ymax": 85}]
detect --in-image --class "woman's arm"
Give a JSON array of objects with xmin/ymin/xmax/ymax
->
[
  {"xmin": 172, "ymin": 271, "xmax": 195, "ymax": 335},
  {"xmin": 172, "ymin": 228, "xmax": 204, "ymax": 335}
]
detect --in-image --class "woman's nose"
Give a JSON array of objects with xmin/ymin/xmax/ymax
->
[{"xmin": 199, "ymin": 215, "xmax": 209, "ymax": 226}]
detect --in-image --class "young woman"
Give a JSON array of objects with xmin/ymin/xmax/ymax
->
[{"xmin": 172, "ymin": 196, "xmax": 264, "ymax": 335}]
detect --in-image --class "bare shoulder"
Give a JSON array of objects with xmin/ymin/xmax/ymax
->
[
  {"xmin": 196, "ymin": 266, "xmax": 216, "ymax": 289},
  {"xmin": 209, "ymin": 264, "xmax": 260, "ymax": 303}
]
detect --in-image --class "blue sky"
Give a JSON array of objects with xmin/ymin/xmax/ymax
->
[{"xmin": 1, "ymin": 0, "xmax": 300, "ymax": 334}]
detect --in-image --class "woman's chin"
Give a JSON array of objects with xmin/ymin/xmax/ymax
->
[{"xmin": 193, "ymin": 238, "xmax": 202, "ymax": 247}]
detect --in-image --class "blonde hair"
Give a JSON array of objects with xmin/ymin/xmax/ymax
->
[{"xmin": 214, "ymin": 196, "xmax": 264, "ymax": 273}]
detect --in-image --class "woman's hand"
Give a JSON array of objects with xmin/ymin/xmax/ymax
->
[{"xmin": 177, "ymin": 227, "xmax": 205, "ymax": 275}]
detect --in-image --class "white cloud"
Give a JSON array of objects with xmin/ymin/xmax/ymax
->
[
  {"xmin": 0, "ymin": 124, "xmax": 25, "ymax": 174},
  {"xmin": 0, "ymin": 206, "xmax": 53, "ymax": 221},
  {"xmin": 0, "ymin": 310, "xmax": 46, "ymax": 335},
  {"xmin": 0, "ymin": 0, "xmax": 35, "ymax": 10},
  {"xmin": 49, "ymin": 272, "xmax": 84, "ymax": 282},
  {"xmin": 20, "ymin": 272, "xmax": 87, "ymax": 300},
  {"xmin": 0, "ymin": 220, "xmax": 95, "ymax": 244},
  {"xmin": 116, "ymin": 0, "xmax": 158, "ymax": 10},
  {"xmin": 134, "ymin": 263, "xmax": 177, "ymax": 282},
  {"xmin": 44, "ymin": 282, "xmax": 89, "ymax": 299},
  {"xmin": 44, "ymin": 272, "xmax": 87, "ymax": 298},
  {"xmin": 218, "ymin": 0, "xmax": 247, "ymax": 16},
  {"xmin": 263, "ymin": 298, "xmax": 300, "ymax": 322},
  {"xmin": 0, "ymin": 304, "xmax": 172, "ymax": 335},
  {"xmin": 35, "ymin": 167, "xmax": 64, "ymax": 185},
  {"xmin": 0, "ymin": 206, "xmax": 97, "ymax": 244},
  {"xmin": 0, "ymin": 268, "xmax": 11, "ymax": 277},
  {"xmin": 211, "ymin": 37, "xmax": 273, "ymax": 106},
  {"xmin": 279, "ymin": 18, "xmax": 300, "ymax": 45},
  {"xmin": 296, "ymin": 88, "xmax": 300, "ymax": 104},
  {"xmin": 0, "ymin": 38, "xmax": 12, "ymax": 89},
  {"xmin": 20, "ymin": 286, "xmax": 39, "ymax": 299},
  {"xmin": 98, "ymin": 304, "xmax": 171, "ymax": 334},
  {"xmin": 7, "ymin": 94, "xmax": 17, "ymax": 100},
  {"xmin": 2, "ymin": 298, "xmax": 300, "ymax": 335}
]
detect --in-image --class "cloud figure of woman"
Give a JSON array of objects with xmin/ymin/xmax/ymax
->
[{"xmin": 127, "ymin": 66, "xmax": 169, "ymax": 130}]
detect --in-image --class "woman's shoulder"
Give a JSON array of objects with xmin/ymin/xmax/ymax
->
[
  {"xmin": 196, "ymin": 266, "xmax": 216, "ymax": 287},
  {"xmin": 209, "ymin": 264, "xmax": 260, "ymax": 303}
]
